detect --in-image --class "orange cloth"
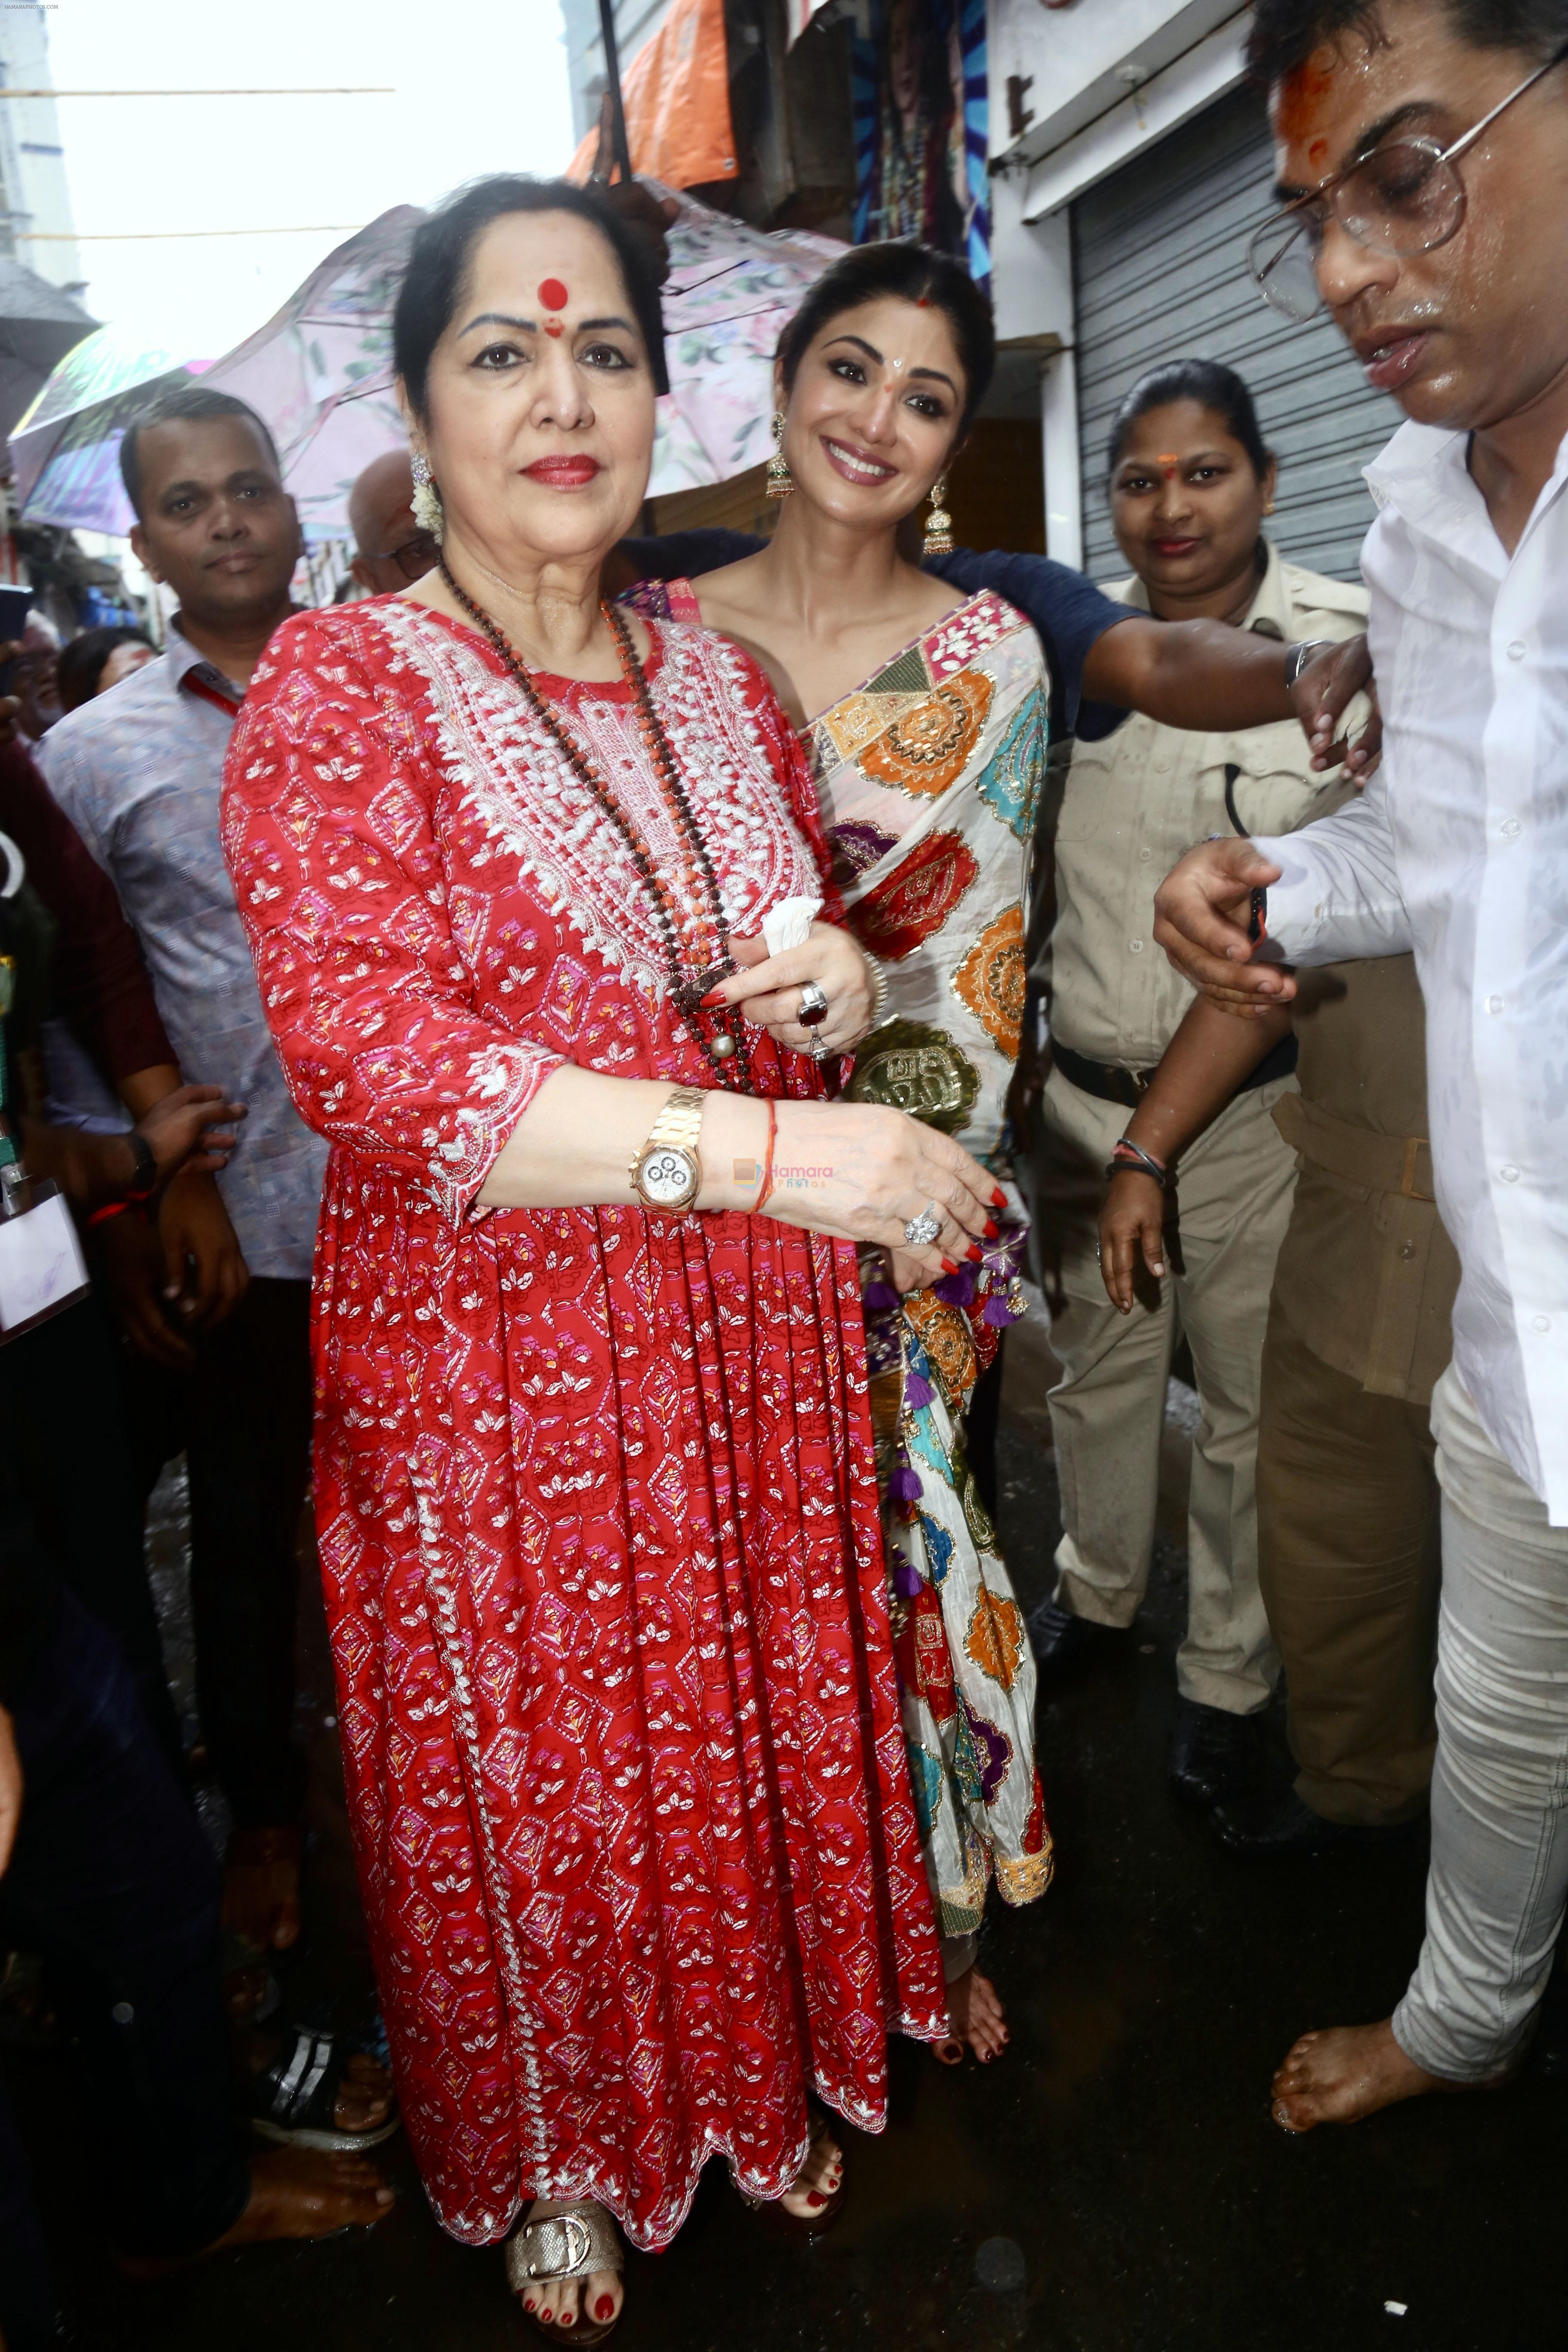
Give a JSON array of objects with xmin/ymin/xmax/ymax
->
[{"xmin": 568, "ymin": 0, "xmax": 737, "ymax": 188}]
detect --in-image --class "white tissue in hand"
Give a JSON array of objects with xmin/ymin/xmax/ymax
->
[{"xmin": 761, "ymin": 896, "xmax": 821, "ymax": 955}]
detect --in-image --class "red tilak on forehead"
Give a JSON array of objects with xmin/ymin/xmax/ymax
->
[{"xmin": 539, "ymin": 277, "xmax": 569, "ymax": 313}]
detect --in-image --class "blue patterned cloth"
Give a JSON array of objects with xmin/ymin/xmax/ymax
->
[{"xmin": 37, "ymin": 622, "xmax": 326, "ymax": 1278}]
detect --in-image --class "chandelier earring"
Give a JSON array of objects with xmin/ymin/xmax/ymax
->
[
  {"xmin": 766, "ymin": 410, "xmax": 793, "ymax": 500},
  {"xmin": 923, "ymin": 475, "xmax": 953, "ymax": 557},
  {"xmin": 410, "ymin": 447, "xmax": 444, "ymax": 540}
]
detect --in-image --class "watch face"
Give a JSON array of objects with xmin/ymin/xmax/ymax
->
[{"xmin": 638, "ymin": 1146, "xmax": 698, "ymax": 1209}]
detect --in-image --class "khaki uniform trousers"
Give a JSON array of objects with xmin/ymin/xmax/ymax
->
[
  {"xmin": 1041, "ymin": 1068, "xmax": 1298, "ymax": 1715},
  {"xmin": 1256, "ymin": 1298, "xmax": 1441, "ymax": 1826}
]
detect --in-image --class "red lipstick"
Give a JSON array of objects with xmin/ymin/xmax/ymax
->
[{"xmin": 524, "ymin": 456, "xmax": 601, "ymax": 487}]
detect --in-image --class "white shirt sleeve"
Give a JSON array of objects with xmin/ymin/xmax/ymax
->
[{"xmin": 1251, "ymin": 770, "xmax": 1413, "ymax": 965}]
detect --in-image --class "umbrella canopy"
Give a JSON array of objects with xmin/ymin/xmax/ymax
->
[
  {"xmin": 10, "ymin": 211, "xmax": 418, "ymax": 541},
  {"xmin": 9, "ymin": 189, "xmax": 845, "ymax": 536},
  {"xmin": 0, "ymin": 259, "xmax": 97, "ymax": 446}
]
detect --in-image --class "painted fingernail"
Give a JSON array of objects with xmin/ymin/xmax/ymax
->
[
  {"xmin": 698, "ymin": 986, "xmax": 726, "ymax": 1007},
  {"xmin": 983, "ymin": 1219, "xmax": 998, "ymax": 1239},
  {"xmin": 596, "ymin": 2298, "xmax": 616, "ymax": 2322},
  {"xmin": 941, "ymin": 1256, "xmax": 959, "ymax": 1274},
  {"xmin": 965, "ymin": 1243, "xmax": 983, "ymax": 1262},
  {"xmin": 991, "ymin": 1186, "xmax": 1006, "ymax": 1208}
]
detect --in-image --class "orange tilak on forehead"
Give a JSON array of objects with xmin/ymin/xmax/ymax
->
[
  {"xmin": 1277, "ymin": 52, "xmax": 1338, "ymax": 145},
  {"xmin": 1157, "ymin": 455, "xmax": 1181, "ymax": 477},
  {"xmin": 539, "ymin": 277, "xmax": 569, "ymax": 338}
]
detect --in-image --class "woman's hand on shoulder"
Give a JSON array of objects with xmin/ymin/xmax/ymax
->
[
  {"xmin": 714, "ymin": 922, "xmax": 876, "ymax": 1058},
  {"xmin": 764, "ymin": 1098, "xmax": 1001, "ymax": 1284}
]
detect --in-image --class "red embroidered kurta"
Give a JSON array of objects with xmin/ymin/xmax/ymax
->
[{"xmin": 222, "ymin": 598, "xmax": 947, "ymax": 2250}]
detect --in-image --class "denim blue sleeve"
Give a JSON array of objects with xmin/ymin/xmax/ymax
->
[{"xmin": 928, "ymin": 548, "xmax": 1130, "ymax": 742}]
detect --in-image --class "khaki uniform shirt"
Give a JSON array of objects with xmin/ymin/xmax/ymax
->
[
  {"xmin": 1274, "ymin": 956, "xmax": 1461, "ymax": 1407},
  {"xmin": 1043, "ymin": 541, "xmax": 1369, "ymax": 1067}
]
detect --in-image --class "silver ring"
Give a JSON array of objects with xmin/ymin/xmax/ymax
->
[
  {"xmin": 903, "ymin": 1204, "xmax": 942, "ymax": 1247},
  {"xmin": 798, "ymin": 980, "xmax": 830, "ymax": 1028}
]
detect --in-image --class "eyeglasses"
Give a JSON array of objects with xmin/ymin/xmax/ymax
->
[
  {"xmin": 1247, "ymin": 36, "xmax": 1568, "ymax": 323},
  {"xmin": 364, "ymin": 530, "xmax": 440, "ymax": 581}
]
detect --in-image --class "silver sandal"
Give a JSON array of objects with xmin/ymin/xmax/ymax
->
[{"xmin": 505, "ymin": 2202, "xmax": 624, "ymax": 2346}]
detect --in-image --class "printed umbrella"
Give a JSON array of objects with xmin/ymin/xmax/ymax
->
[
  {"xmin": 9, "ymin": 188, "xmax": 844, "ymax": 536},
  {"xmin": 9, "ymin": 210, "xmax": 420, "ymax": 541}
]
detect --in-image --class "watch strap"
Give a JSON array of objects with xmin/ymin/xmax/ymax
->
[
  {"xmin": 628, "ymin": 1086, "xmax": 707, "ymax": 1185},
  {"xmin": 124, "ymin": 1127, "xmax": 159, "ymax": 1201}
]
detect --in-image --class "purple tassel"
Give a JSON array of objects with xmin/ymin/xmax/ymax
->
[
  {"xmin": 893, "ymin": 1556, "xmax": 924, "ymax": 1599},
  {"xmin": 903, "ymin": 1368, "xmax": 935, "ymax": 1409},
  {"xmin": 862, "ymin": 1280, "xmax": 900, "ymax": 1313},
  {"xmin": 982, "ymin": 1291, "xmax": 1021, "ymax": 1328},
  {"xmin": 888, "ymin": 1462, "xmax": 922, "ymax": 1507}
]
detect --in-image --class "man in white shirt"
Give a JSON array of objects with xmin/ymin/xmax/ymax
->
[{"xmin": 1151, "ymin": 0, "xmax": 1568, "ymax": 2131}]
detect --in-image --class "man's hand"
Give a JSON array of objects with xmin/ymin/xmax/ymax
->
[
  {"xmin": 159, "ymin": 1170, "xmax": 249, "ymax": 1332},
  {"xmin": 136, "ymin": 1085, "xmax": 246, "ymax": 1185},
  {"xmin": 0, "ymin": 1704, "xmax": 21, "ymax": 1879},
  {"xmin": 1293, "ymin": 636, "xmax": 1381, "ymax": 779},
  {"xmin": 1152, "ymin": 839, "xmax": 1296, "ymax": 1015},
  {"xmin": 95, "ymin": 1208, "xmax": 195, "ymax": 1368}
]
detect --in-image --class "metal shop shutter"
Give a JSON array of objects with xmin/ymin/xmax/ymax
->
[{"xmin": 1072, "ymin": 80, "xmax": 1400, "ymax": 585}]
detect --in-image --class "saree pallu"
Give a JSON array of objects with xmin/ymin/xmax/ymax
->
[{"xmin": 808, "ymin": 590, "xmax": 1054, "ymax": 1933}]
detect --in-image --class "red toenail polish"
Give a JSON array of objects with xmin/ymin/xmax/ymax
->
[{"xmin": 596, "ymin": 2298, "xmax": 616, "ymax": 2322}]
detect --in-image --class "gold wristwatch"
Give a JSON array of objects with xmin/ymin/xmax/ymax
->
[{"xmin": 629, "ymin": 1086, "xmax": 707, "ymax": 1214}]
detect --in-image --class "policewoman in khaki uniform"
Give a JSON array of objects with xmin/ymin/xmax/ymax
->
[{"xmin": 1030, "ymin": 359, "xmax": 1367, "ymax": 1807}]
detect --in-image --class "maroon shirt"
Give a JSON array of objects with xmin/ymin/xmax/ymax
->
[{"xmin": 0, "ymin": 736, "xmax": 172, "ymax": 1086}]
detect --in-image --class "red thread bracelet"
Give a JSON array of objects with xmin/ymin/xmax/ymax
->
[{"xmin": 756, "ymin": 1099, "xmax": 778, "ymax": 1214}]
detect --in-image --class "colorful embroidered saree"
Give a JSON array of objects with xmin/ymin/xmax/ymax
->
[
  {"xmin": 625, "ymin": 578, "xmax": 1054, "ymax": 1942},
  {"xmin": 805, "ymin": 589, "xmax": 1053, "ymax": 1932}
]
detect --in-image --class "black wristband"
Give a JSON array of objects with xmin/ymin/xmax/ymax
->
[{"xmin": 122, "ymin": 1127, "xmax": 159, "ymax": 1201}]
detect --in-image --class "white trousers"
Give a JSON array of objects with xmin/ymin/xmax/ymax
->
[{"xmin": 1393, "ymin": 1367, "xmax": 1568, "ymax": 2080}]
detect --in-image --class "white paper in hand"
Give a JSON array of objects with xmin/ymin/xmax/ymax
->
[{"xmin": 761, "ymin": 895, "xmax": 822, "ymax": 956}]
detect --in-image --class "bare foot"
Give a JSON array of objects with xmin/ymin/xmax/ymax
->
[
  {"xmin": 779, "ymin": 2120, "xmax": 842, "ymax": 2221},
  {"xmin": 115, "ymin": 2148, "xmax": 394, "ymax": 2277},
  {"xmin": 1271, "ymin": 2016, "xmax": 1454, "ymax": 2132},
  {"xmin": 514, "ymin": 2199, "xmax": 623, "ymax": 2337},
  {"xmin": 224, "ymin": 1826, "xmax": 303, "ymax": 1955},
  {"xmin": 937, "ymin": 1966, "xmax": 1008, "ymax": 2065}
]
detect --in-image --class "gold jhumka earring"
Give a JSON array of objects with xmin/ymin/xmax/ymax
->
[
  {"xmin": 766, "ymin": 411, "xmax": 793, "ymax": 499},
  {"xmin": 923, "ymin": 476, "xmax": 953, "ymax": 556}
]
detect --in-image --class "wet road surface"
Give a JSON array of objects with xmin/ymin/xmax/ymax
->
[{"xmin": 7, "ymin": 1310, "xmax": 1566, "ymax": 2352}]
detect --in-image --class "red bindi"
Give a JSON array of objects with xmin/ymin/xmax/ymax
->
[
  {"xmin": 538, "ymin": 278, "xmax": 569, "ymax": 314},
  {"xmin": 544, "ymin": 321, "xmax": 563, "ymax": 337}
]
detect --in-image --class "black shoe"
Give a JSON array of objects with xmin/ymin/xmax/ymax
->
[
  {"xmin": 1167, "ymin": 1698, "xmax": 1263, "ymax": 1811},
  {"xmin": 1026, "ymin": 1597, "xmax": 1124, "ymax": 1685},
  {"xmin": 1210, "ymin": 1788, "xmax": 1423, "ymax": 1859}
]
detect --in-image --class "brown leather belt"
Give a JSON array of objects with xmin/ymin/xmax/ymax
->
[{"xmin": 1053, "ymin": 1032, "xmax": 1299, "ymax": 1113}]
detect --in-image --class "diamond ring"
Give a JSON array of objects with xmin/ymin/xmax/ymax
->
[
  {"xmin": 797, "ymin": 980, "xmax": 830, "ymax": 1029},
  {"xmin": 903, "ymin": 1204, "xmax": 942, "ymax": 1247}
]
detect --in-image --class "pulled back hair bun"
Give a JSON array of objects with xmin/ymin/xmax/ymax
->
[
  {"xmin": 775, "ymin": 242, "xmax": 995, "ymax": 435},
  {"xmin": 1105, "ymin": 357, "xmax": 1274, "ymax": 481},
  {"xmin": 393, "ymin": 175, "xmax": 670, "ymax": 418}
]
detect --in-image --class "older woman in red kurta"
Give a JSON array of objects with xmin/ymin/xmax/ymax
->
[{"xmin": 222, "ymin": 179, "xmax": 1000, "ymax": 2340}]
